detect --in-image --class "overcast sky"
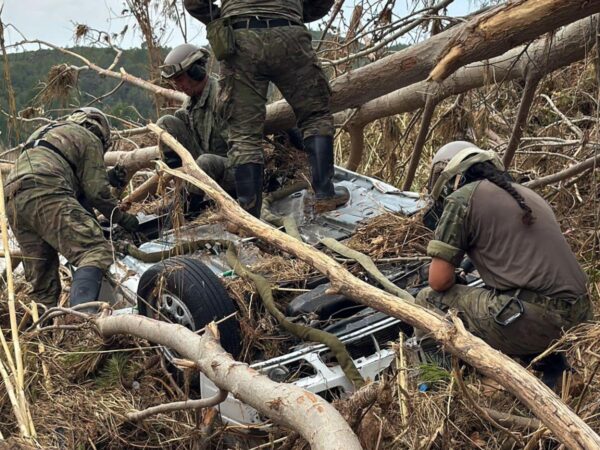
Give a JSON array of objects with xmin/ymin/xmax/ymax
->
[{"xmin": 1, "ymin": 0, "xmax": 476, "ymax": 51}]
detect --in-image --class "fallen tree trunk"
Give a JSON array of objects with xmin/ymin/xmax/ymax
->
[
  {"xmin": 263, "ymin": 3, "xmax": 599, "ymax": 133},
  {"xmin": 149, "ymin": 122, "xmax": 600, "ymax": 450},
  {"xmin": 95, "ymin": 317, "xmax": 361, "ymax": 450},
  {"xmin": 429, "ymin": 0, "xmax": 600, "ymax": 82},
  {"xmin": 340, "ymin": 16, "xmax": 596, "ymax": 169},
  {"xmin": 104, "ymin": 146, "xmax": 159, "ymax": 172}
]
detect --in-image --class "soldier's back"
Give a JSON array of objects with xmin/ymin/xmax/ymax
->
[{"xmin": 6, "ymin": 122, "xmax": 97, "ymax": 196}]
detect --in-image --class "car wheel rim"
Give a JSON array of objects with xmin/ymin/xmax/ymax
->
[{"xmin": 156, "ymin": 291, "xmax": 195, "ymax": 330}]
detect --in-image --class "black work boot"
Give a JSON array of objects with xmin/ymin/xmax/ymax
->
[
  {"xmin": 70, "ymin": 266, "xmax": 103, "ymax": 313},
  {"xmin": 305, "ymin": 135, "xmax": 349, "ymax": 213},
  {"xmin": 530, "ymin": 353, "xmax": 571, "ymax": 389},
  {"xmin": 234, "ymin": 163, "xmax": 264, "ymax": 218}
]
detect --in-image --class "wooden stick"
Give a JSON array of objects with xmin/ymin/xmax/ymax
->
[
  {"xmin": 402, "ymin": 95, "xmax": 438, "ymax": 191},
  {"xmin": 524, "ymin": 154, "xmax": 600, "ymax": 189},
  {"xmin": 503, "ymin": 71, "xmax": 543, "ymax": 167},
  {"xmin": 126, "ymin": 389, "xmax": 228, "ymax": 421},
  {"xmin": 147, "ymin": 122, "xmax": 600, "ymax": 450}
]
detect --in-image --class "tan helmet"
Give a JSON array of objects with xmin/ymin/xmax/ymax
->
[
  {"xmin": 67, "ymin": 107, "xmax": 111, "ymax": 150},
  {"xmin": 429, "ymin": 141, "xmax": 504, "ymax": 200},
  {"xmin": 160, "ymin": 44, "xmax": 209, "ymax": 80}
]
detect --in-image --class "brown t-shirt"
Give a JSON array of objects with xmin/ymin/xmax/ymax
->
[
  {"xmin": 427, "ymin": 180, "xmax": 587, "ymax": 300},
  {"xmin": 221, "ymin": 0, "xmax": 303, "ymax": 22}
]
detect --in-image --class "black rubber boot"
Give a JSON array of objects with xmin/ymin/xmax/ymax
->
[
  {"xmin": 234, "ymin": 163, "xmax": 264, "ymax": 218},
  {"xmin": 531, "ymin": 353, "xmax": 570, "ymax": 389},
  {"xmin": 305, "ymin": 135, "xmax": 349, "ymax": 212},
  {"xmin": 70, "ymin": 266, "xmax": 103, "ymax": 312}
]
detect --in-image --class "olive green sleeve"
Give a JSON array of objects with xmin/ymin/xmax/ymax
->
[
  {"xmin": 426, "ymin": 191, "xmax": 471, "ymax": 266},
  {"xmin": 80, "ymin": 140, "xmax": 122, "ymax": 221}
]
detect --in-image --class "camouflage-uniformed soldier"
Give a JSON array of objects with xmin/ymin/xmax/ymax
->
[
  {"xmin": 416, "ymin": 141, "xmax": 592, "ymax": 361},
  {"xmin": 184, "ymin": 0, "xmax": 349, "ymax": 217},
  {"xmin": 158, "ymin": 44, "xmax": 235, "ymax": 200},
  {"xmin": 4, "ymin": 108, "xmax": 139, "ymax": 309}
]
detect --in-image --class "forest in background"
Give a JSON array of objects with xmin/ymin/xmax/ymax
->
[{"xmin": 0, "ymin": 46, "xmax": 163, "ymax": 146}]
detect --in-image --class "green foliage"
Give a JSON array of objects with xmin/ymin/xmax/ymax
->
[
  {"xmin": 419, "ymin": 362, "xmax": 451, "ymax": 384},
  {"xmin": 94, "ymin": 352, "xmax": 131, "ymax": 388},
  {"xmin": 0, "ymin": 46, "xmax": 168, "ymax": 146}
]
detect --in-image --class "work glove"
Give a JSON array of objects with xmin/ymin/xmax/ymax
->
[
  {"xmin": 107, "ymin": 165, "xmax": 128, "ymax": 189},
  {"xmin": 118, "ymin": 212, "xmax": 140, "ymax": 232}
]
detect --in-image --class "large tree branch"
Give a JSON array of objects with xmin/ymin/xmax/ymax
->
[
  {"xmin": 429, "ymin": 0, "xmax": 600, "ymax": 81},
  {"xmin": 13, "ymin": 39, "xmax": 185, "ymax": 102},
  {"xmin": 95, "ymin": 317, "xmax": 361, "ymax": 450},
  {"xmin": 147, "ymin": 123, "xmax": 600, "ymax": 450},
  {"xmin": 263, "ymin": 3, "xmax": 599, "ymax": 133}
]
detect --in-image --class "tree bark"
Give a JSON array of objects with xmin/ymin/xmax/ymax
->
[
  {"xmin": 429, "ymin": 0, "xmax": 600, "ymax": 82},
  {"xmin": 104, "ymin": 146, "xmax": 160, "ymax": 172},
  {"xmin": 148, "ymin": 122, "xmax": 600, "ymax": 450},
  {"xmin": 402, "ymin": 96, "xmax": 438, "ymax": 191},
  {"xmin": 95, "ymin": 316, "xmax": 362, "ymax": 450},
  {"xmin": 345, "ymin": 125, "xmax": 365, "ymax": 171}
]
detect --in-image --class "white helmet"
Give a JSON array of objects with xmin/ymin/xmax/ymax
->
[{"xmin": 429, "ymin": 141, "xmax": 504, "ymax": 200}]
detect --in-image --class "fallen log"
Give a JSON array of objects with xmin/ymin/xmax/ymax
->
[
  {"xmin": 148, "ymin": 122, "xmax": 600, "ymax": 450},
  {"xmin": 94, "ymin": 317, "xmax": 361, "ymax": 450},
  {"xmin": 263, "ymin": 2, "xmax": 600, "ymax": 133},
  {"xmin": 340, "ymin": 16, "xmax": 596, "ymax": 169},
  {"xmin": 429, "ymin": 0, "xmax": 600, "ymax": 82},
  {"xmin": 104, "ymin": 146, "xmax": 159, "ymax": 172}
]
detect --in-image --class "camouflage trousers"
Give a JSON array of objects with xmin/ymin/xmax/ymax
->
[
  {"xmin": 6, "ymin": 186, "xmax": 113, "ymax": 307},
  {"xmin": 157, "ymin": 114, "xmax": 203, "ymax": 161},
  {"xmin": 157, "ymin": 115, "xmax": 234, "ymax": 194},
  {"xmin": 415, "ymin": 284, "xmax": 592, "ymax": 356},
  {"xmin": 188, "ymin": 154, "xmax": 236, "ymax": 197},
  {"xmin": 220, "ymin": 26, "xmax": 334, "ymax": 167}
]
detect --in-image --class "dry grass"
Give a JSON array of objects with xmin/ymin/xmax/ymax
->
[{"xmin": 39, "ymin": 64, "xmax": 78, "ymax": 105}]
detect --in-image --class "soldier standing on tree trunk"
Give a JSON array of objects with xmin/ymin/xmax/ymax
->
[{"xmin": 184, "ymin": 0, "xmax": 349, "ymax": 218}]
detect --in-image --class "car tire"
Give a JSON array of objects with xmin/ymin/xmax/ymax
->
[{"xmin": 137, "ymin": 256, "xmax": 241, "ymax": 358}]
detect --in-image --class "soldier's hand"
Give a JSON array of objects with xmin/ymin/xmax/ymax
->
[
  {"xmin": 107, "ymin": 165, "xmax": 128, "ymax": 189},
  {"xmin": 118, "ymin": 212, "xmax": 140, "ymax": 232}
]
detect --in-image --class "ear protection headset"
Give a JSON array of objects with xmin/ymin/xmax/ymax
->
[{"xmin": 186, "ymin": 62, "xmax": 207, "ymax": 81}]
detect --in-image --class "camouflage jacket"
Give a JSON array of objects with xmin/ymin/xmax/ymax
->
[
  {"xmin": 5, "ymin": 122, "xmax": 121, "ymax": 220},
  {"xmin": 220, "ymin": 0, "xmax": 303, "ymax": 22},
  {"xmin": 175, "ymin": 76, "xmax": 228, "ymax": 157}
]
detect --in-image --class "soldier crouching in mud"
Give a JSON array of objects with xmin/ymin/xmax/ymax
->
[
  {"xmin": 415, "ymin": 141, "xmax": 593, "ymax": 386},
  {"xmin": 4, "ymin": 107, "xmax": 139, "ymax": 311},
  {"xmin": 158, "ymin": 44, "xmax": 236, "ymax": 214}
]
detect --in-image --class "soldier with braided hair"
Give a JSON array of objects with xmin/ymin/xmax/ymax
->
[{"xmin": 416, "ymin": 141, "xmax": 591, "ymax": 380}]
